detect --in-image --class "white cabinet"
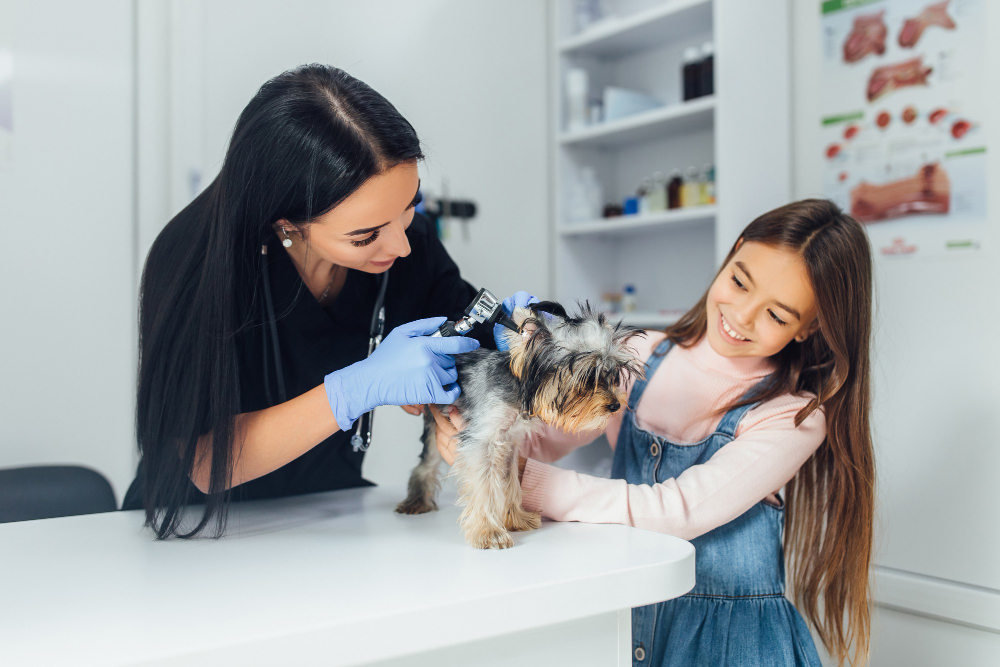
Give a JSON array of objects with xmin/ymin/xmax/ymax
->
[{"xmin": 550, "ymin": 0, "xmax": 791, "ymax": 328}]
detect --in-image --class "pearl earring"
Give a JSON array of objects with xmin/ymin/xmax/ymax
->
[{"xmin": 281, "ymin": 227, "xmax": 293, "ymax": 248}]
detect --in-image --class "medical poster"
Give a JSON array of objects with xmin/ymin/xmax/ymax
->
[
  {"xmin": 0, "ymin": 1, "xmax": 11, "ymax": 170},
  {"xmin": 820, "ymin": 0, "xmax": 987, "ymax": 257}
]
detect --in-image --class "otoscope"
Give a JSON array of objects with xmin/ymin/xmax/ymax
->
[{"xmin": 432, "ymin": 288, "xmax": 520, "ymax": 338}]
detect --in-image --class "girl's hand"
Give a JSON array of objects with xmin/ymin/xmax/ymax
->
[
  {"xmin": 429, "ymin": 404, "xmax": 465, "ymax": 466},
  {"xmin": 400, "ymin": 404, "xmax": 424, "ymax": 416}
]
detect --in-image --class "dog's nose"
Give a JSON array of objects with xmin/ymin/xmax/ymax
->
[{"xmin": 606, "ymin": 400, "xmax": 620, "ymax": 413}]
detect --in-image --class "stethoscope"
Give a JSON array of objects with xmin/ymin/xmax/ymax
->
[
  {"xmin": 260, "ymin": 242, "xmax": 388, "ymax": 452},
  {"xmin": 350, "ymin": 271, "xmax": 389, "ymax": 452}
]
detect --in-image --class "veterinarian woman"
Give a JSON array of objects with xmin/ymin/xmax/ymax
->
[{"xmin": 121, "ymin": 65, "xmax": 528, "ymax": 539}]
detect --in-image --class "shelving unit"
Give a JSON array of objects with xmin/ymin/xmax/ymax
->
[
  {"xmin": 558, "ymin": 95, "xmax": 715, "ymax": 149},
  {"xmin": 557, "ymin": 0, "xmax": 713, "ymax": 57},
  {"xmin": 550, "ymin": 0, "xmax": 792, "ymax": 330},
  {"xmin": 558, "ymin": 205, "xmax": 716, "ymax": 237}
]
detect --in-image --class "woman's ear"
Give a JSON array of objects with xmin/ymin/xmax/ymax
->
[{"xmin": 273, "ymin": 219, "xmax": 305, "ymax": 239}]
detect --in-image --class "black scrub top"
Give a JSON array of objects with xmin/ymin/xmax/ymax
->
[{"xmin": 121, "ymin": 212, "xmax": 492, "ymax": 510}]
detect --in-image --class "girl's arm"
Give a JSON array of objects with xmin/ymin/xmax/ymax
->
[
  {"xmin": 519, "ymin": 396, "xmax": 826, "ymax": 540},
  {"xmin": 517, "ymin": 424, "xmax": 603, "ymax": 463}
]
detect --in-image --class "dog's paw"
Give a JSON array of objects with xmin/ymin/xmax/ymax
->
[
  {"xmin": 395, "ymin": 497, "xmax": 438, "ymax": 515},
  {"xmin": 504, "ymin": 508, "xmax": 542, "ymax": 532},
  {"xmin": 468, "ymin": 528, "xmax": 514, "ymax": 550}
]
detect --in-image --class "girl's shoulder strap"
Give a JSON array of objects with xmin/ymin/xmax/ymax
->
[
  {"xmin": 626, "ymin": 337, "xmax": 674, "ymax": 412},
  {"xmin": 714, "ymin": 376, "xmax": 773, "ymax": 438}
]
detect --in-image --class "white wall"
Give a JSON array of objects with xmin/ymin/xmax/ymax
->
[
  {"xmin": 1, "ymin": 0, "xmax": 550, "ymax": 505},
  {"xmin": 153, "ymin": 0, "xmax": 551, "ymax": 487},
  {"xmin": 790, "ymin": 2, "xmax": 1000, "ymax": 663},
  {"xmin": 0, "ymin": 0, "xmax": 136, "ymax": 500}
]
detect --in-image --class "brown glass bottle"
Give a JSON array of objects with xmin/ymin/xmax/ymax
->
[{"xmin": 667, "ymin": 170, "xmax": 682, "ymax": 209}]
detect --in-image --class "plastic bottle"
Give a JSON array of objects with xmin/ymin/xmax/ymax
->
[
  {"xmin": 682, "ymin": 166, "xmax": 700, "ymax": 207},
  {"xmin": 648, "ymin": 172, "xmax": 667, "ymax": 212},
  {"xmin": 700, "ymin": 42, "xmax": 714, "ymax": 97},
  {"xmin": 637, "ymin": 178, "xmax": 652, "ymax": 215},
  {"xmin": 682, "ymin": 47, "xmax": 701, "ymax": 101},
  {"xmin": 667, "ymin": 169, "xmax": 683, "ymax": 209},
  {"xmin": 623, "ymin": 196, "xmax": 640, "ymax": 216},
  {"xmin": 702, "ymin": 164, "xmax": 716, "ymax": 205},
  {"xmin": 566, "ymin": 68, "xmax": 589, "ymax": 131},
  {"xmin": 622, "ymin": 285, "xmax": 637, "ymax": 313},
  {"xmin": 697, "ymin": 167, "xmax": 709, "ymax": 205}
]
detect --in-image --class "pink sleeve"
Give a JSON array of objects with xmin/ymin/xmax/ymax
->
[{"xmin": 520, "ymin": 398, "xmax": 826, "ymax": 541}]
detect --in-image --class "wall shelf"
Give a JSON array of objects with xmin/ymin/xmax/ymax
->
[
  {"xmin": 557, "ymin": 0, "xmax": 713, "ymax": 58},
  {"xmin": 558, "ymin": 206, "xmax": 716, "ymax": 237},
  {"xmin": 551, "ymin": 0, "xmax": 791, "ymax": 340},
  {"xmin": 559, "ymin": 96, "xmax": 715, "ymax": 149}
]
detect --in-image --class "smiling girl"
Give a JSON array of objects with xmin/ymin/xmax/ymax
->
[{"xmin": 433, "ymin": 199, "xmax": 875, "ymax": 666}]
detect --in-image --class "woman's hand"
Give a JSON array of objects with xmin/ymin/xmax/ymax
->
[
  {"xmin": 400, "ymin": 404, "xmax": 424, "ymax": 416},
  {"xmin": 323, "ymin": 317, "xmax": 479, "ymax": 430},
  {"xmin": 428, "ymin": 405, "xmax": 527, "ymax": 482},
  {"xmin": 495, "ymin": 291, "xmax": 538, "ymax": 350},
  {"xmin": 429, "ymin": 404, "xmax": 464, "ymax": 465}
]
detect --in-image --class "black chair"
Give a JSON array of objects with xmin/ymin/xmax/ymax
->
[{"xmin": 0, "ymin": 465, "xmax": 117, "ymax": 523}]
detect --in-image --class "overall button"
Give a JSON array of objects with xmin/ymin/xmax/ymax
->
[
  {"xmin": 649, "ymin": 442, "xmax": 660, "ymax": 457},
  {"xmin": 634, "ymin": 645, "xmax": 646, "ymax": 661}
]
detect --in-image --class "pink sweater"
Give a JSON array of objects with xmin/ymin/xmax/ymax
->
[{"xmin": 518, "ymin": 332, "xmax": 826, "ymax": 541}]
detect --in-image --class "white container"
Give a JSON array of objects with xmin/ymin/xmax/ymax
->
[
  {"xmin": 566, "ymin": 167, "xmax": 603, "ymax": 222},
  {"xmin": 565, "ymin": 68, "xmax": 589, "ymax": 131},
  {"xmin": 603, "ymin": 86, "xmax": 662, "ymax": 122}
]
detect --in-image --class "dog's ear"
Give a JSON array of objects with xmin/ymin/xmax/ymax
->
[
  {"xmin": 511, "ymin": 305, "xmax": 536, "ymax": 329},
  {"xmin": 505, "ymin": 305, "xmax": 541, "ymax": 380},
  {"xmin": 531, "ymin": 301, "xmax": 568, "ymax": 319}
]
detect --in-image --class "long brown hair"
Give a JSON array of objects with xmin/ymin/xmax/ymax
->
[{"xmin": 664, "ymin": 199, "xmax": 874, "ymax": 665}]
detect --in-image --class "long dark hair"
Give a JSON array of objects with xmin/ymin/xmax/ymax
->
[
  {"xmin": 136, "ymin": 65, "xmax": 423, "ymax": 538},
  {"xmin": 664, "ymin": 199, "xmax": 874, "ymax": 665}
]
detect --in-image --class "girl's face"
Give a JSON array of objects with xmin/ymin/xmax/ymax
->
[
  {"xmin": 280, "ymin": 161, "xmax": 421, "ymax": 273},
  {"xmin": 705, "ymin": 241, "xmax": 820, "ymax": 359}
]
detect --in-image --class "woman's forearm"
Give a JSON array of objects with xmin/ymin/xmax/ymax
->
[{"xmin": 191, "ymin": 384, "xmax": 339, "ymax": 492}]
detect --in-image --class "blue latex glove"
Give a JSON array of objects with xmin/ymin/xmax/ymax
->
[
  {"xmin": 324, "ymin": 317, "xmax": 480, "ymax": 430},
  {"xmin": 494, "ymin": 291, "xmax": 539, "ymax": 351}
]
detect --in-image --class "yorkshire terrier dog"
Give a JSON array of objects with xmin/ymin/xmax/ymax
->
[{"xmin": 395, "ymin": 302, "xmax": 644, "ymax": 549}]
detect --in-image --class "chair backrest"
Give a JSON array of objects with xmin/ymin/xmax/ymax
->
[{"xmin": 0, "ymin": 465, "xmax": 117, "ymax": 523}]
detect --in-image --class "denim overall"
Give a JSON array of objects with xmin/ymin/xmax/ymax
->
[{"xmin": 612, "ymin": 339, "xmax": 822, "ymax": 667}]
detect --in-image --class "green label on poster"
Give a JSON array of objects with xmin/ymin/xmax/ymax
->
[
  {"xmin": 944, "ymin": 147, "xmax": 987, "ymax": 159},
  {"xmin": 821, "ymin": 111, "xmax": 864, "ymax": 126},
  {"xmin": 821, "ymin": 0, "xmax": 883, "ymax": 15}
]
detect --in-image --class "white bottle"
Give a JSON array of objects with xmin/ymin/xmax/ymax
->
[
  {"xmin": 682, "ymin": 166, "xmax": 700, "ymax": 207},
  {"xmin": 637, "ymin": 178, "xmax": 653, "ymax": 215},
  {"xmin": 622, "ymin": 285, "xmax": 637, "ymax": 313},
  {"xmin": 701, "ymin": 164, "xmax": 716, "ymax": 205},
  {"xmin": 648, "ymin": 171, "xmax": 667, "ymax": 212},
  {"xmin": 566, "ymin": 68, "xmax": 589, "ymax": 131}
]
